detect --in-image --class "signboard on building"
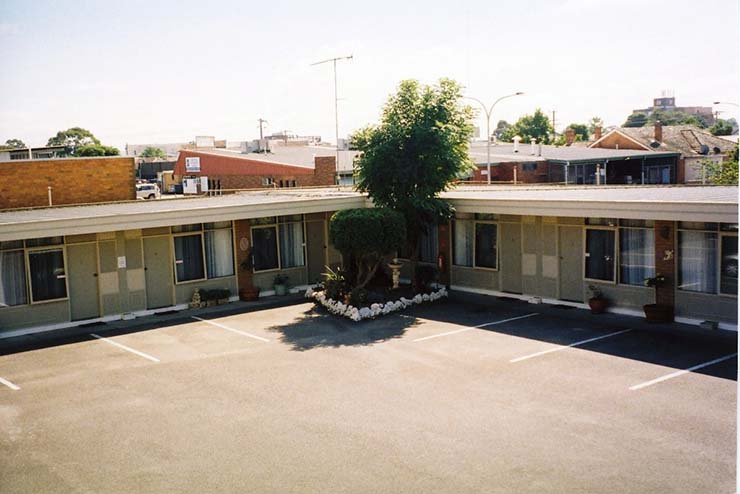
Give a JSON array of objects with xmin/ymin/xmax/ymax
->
[
  {"xmin": 200, "ymin": 176, "xmax": 209, "ymax": 192},
  {"xmin": 185, "ymin": 157, "xmax": 201, "ymax": 173},
  {"xmin": 183, "ymin": 178, "xmax": 198, "ymax": 194}
]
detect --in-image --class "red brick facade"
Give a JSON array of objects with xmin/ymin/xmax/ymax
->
[
  {"xmin": 0, "ymin": 156, "xmax": 135, "ymax": 209},
  {"xmin": 654, "ymin": 220, "xmax": 676, "ymax": 320},
  {"xmin": 174, "ymin": 150, "xmax": 337, "ymax": 189},
  {"xmin": 234, "ymin": 219, "xmax": 256, "ymax": 293}
]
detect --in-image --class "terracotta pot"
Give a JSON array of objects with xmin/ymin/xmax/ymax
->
[
  {"xmin": 239, "ymin": 286, "xmax": 260, "ymax": 301},
  {"xmin": 588, "ymin": 297, "xmax": 608, "ymax": 314},
  {"xmin": 643, "ymin": 304, "xmax": 673, "ymax": 323}
]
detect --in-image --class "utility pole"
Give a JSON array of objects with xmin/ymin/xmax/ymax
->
[
  {"xmin": 311, "ymin": 55, "xmax": 353, "ymax": 185},
  {"xmin": 258, "ymin": 118, "xmax": 268, "ymax": 140},
  {"xmin": 551, "ymin": 110, "xmax": 557, "ymax": 141}
]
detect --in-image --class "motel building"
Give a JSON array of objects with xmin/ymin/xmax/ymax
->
[{"xmin": 0, "ymin": 185, "xmax": 737, "ymax": 335}]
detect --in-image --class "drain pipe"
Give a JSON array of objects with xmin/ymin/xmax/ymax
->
[
  {"xmin": 47, "ymin": 186, "xmax": 53, "ymax": 206},
  {"xmin": 513, "ymin": 166, "xmax": 518, "ymax": 184}
]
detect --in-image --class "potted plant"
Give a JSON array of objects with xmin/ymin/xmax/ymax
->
[
  {"xmin": 273, "ymin": 274, "xmax": 289, "ymax": 296},
  {"xmin": 643, "ymin": 274, "xmax": 673, "ymax": 323},
  {"xmin": 238, "ymin": 256, "xmax": 260, "ymax": 301},
  {"xmin": 587, "ymin": 285, "xmax": 608, "ymax": 314}
]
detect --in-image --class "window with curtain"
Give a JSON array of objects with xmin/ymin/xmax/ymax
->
[
  {"xmin": 205, "ymin": 228, "xmax": 234, "ymax": 279},
  {"xmin": 28, "ymin": 248, "xmax": 67, "ymax": 301},
  {"xmin": 252, "ymin": 226, "xmax": 279, "ymax": 271},
  {"xmin": 585, "ymin": 229, "xmax": 615, "ymax": 281},
  {"xmin": 279, "ymin": 220, "xmax": 305, "ymax": 268},
  {"xmin": 174, "ymin": 234, "xmax": 205, "ymax": 282},
  {"xmin": 720, "ymin": 235, "xmax": 737, "ymax": 295},
  {"xmin": 419, "ymin": 224, "xmax": 439, "ymax": 263},
  {"xmin": 453, "ymin": 220, "xmax": 473, "ymax": 267},
  {"xmin": 678, "ymin": 231, "xmax": 717, "ymax": 293},
  {"xmin": 619, "ymin": 227, "xmax": 655, "ymax": 285},
  {"xmin": 0, "ymin": 250, "xmax": 28, "ymax": 306},
  {"xmin": 475, "ymin": 223, "xmax": 497, "ymax": 269}
]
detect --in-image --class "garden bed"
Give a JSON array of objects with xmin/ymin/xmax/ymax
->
[{"xmin": 305, "ymin": 285, "xmax": 448, "ymax": 322}]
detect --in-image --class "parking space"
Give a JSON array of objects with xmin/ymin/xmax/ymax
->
[{"xmin": 0, "ymin": 296, "xmax": 736, "ymax": 493}]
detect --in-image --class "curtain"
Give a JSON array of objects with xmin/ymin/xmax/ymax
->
[
  {"xmin": 720, "ymin": 236, "xmax": 738, "ymax": 295},
  {"xmin": 279, "ymin": 222, "xmax": 305, "ymax": 268},
  {"xmin": 28, "ymin": 249, "xmax": 67, "ymax": 301},
  {"xmin": 0, "ymin": 250, "xmax": 27, "ymax": 306},
  {"xmin": 619, "ymin": 228, "xmax": 655, "ymax": 285},
  {"xmin": 205, "ymin": 229, "xmax": 234, "ymax": 279},
  {"xmin": 585, "ymin": 229, "xmax": 615, "ymax": 281},
  {"xmin": 678, "ymin": 231, "xmax": 717, "ymax": 293},
  {"xmin": 174, "ymin": 235, "xmax": 204, "ymax": 282},
  {"xmin": 475, "ymin": 223, "xmax": 497, "ymax": 269},
  {"xmin": 419, "ymin": 224, "xmax": 439, "ymax": 263},
  {"xmin": 454, "ymin": 220, "xmax": 474, "ymax": 267}
]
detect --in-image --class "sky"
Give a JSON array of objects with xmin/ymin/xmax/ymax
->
[{"xmin": 0, "ymin": 0, "xmax": 738, "ymax": 151}]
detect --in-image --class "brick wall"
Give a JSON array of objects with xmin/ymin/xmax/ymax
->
[
  {"xmin": 0, "ymin": 157, "xmax": 135, "ymax": 209},
  {"xmin": 234, "ymin": 219, "xmax": 256, "ymax": 292}
]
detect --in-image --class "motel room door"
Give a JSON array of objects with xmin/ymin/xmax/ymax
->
[
  {"xmin": 305, "ymin": 219, "xmax": 327, "ymax": 285},
  {"xmin": 143, "ymin": 236, "xmax": 174, "ymax": 309},
  {"xmin": 67, "ymin": 242, "xmax": 101, "ymax": 321},
  {"xmin": 558, "ymin": 226, "xmax": 583, "ymax": 302},
  {"xmin": 500, "ymin": 222, "xmax": 523, "ymax": 294}
]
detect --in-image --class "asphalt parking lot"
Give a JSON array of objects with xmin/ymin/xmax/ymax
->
[{"xmin": 0, "ymin": 294, "xmax": 736, "ymax": 493}]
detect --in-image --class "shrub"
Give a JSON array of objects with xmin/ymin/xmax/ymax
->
[
  {"xmin": 415, "ymin": 265, "xmax": 438, "ymax": 291},
  {"xmin": 199, "ymin": 288, "xmax": 230, "ymax": 301}
]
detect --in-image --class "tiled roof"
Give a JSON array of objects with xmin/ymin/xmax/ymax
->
[
  {"xmin": 469, "ymin": 142, "xmax": 677, "ymax": 164},
  {"xmin": 617, "ymin": 125, "xmax": 737, "ymax": 157}
]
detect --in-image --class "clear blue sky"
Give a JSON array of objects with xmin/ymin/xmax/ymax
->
[{"xmin": 1, "ymin": 0, "xmax": 737, "ymax": 150}]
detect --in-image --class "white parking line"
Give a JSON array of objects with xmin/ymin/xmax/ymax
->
[
  {"xmin": 0, "ymin": 377, "xmax": 20, "ymax": 391},
  {"xmin": 90, "ymin": 333, "xmax": 160, "ymax": 363},
  {"xmin": 509, "ymin": 329, "xmax": 632, "ymax": 363},
  {"xmin": 192, "ymin": 317, "xmax": 270, "ymax": 343},
  {"xmin": 413, "ymin": 313, "xmax": 539, "ymax": 342},
  {"xmin": 629, "ymin": 353, "xmax": 738, "ymax": 391}
]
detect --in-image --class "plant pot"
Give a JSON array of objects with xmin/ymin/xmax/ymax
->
[
  {"xmin": 239, "ymin": 286, "xmax": 260, "ymax": 301},
  {"xmin": 643, "ymin": 304, "xmax": 673, "ymax": 323},
  {"xmin": 588, "ymin": 297, "xmax": 608, "ymax": 314},
  {"xmin": 274, "ymin": 284, "xmax": 288, "ymax": 296}
]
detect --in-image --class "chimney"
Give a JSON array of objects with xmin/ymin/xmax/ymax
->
[
  {"xmin": 565, "ymin": 128, "xmax": 576, "ymax": 146},
  {"xmin": 513, "ymin": 135, "xmax": 521, "ymax": 153},
  {"xmin": 654, "ymin": 121, "xmax": 663, "ymax": 142},
  {"xmin": 594, "ymin": 126, "xmax": 602, "ymax": 140},
  {"xmin": 530, "ymin": 138, "xmax": 536, "ymax": 155}
]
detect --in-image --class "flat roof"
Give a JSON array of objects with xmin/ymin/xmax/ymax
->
[
  {"xmin": 0, "ymin": 186, "xmax": 736, "ymax": 241},
  {"xmin": 469, "ymin": 142, "xmax": 679, "ymax": 164},
  {"xmin": 191, "ymin": 147, "xmax": 359, "ymax": 170}
]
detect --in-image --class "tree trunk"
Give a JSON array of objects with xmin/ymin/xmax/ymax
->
[{"xmin": 356, "ymin": 260, "xmax": 380, "ymax": 290}]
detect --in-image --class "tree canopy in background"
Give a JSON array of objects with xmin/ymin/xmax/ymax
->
[
  {"xmin": 699, "ymin": 146, "xmax": 738, "ymax": 185},
  {"xmin": 47, "ymin": 127, "xmax": 100, "ymax": 153},
  {"xmin": 623, "ymin": 110, "xmax": 709, "ymax": 128},
  {"xmin": 710, "ymin": 119, "xmax": 734, "ymax": 136},
  {"xmin": 566, "ymin": 123, "xmax": 589, "ymax": 141},
  {"xmin": 352, "ymin": 78, "xmax": 474, "ymax": 278},
  {"xmin": 500, "ymin": 108, "xmax": 554, "ymax": 144},
  {"xmin": 141, "ymin": 146, "xmax": 167, "ymax": 159},
  {"xmin": 494, "ymin": 120, "xmax": 511, "ymax": 140},
  {"xmin": 623, "ymin": 113, "xmax": 648, "ymax": 127},
  {"xmin": 75, "ymin": 144, "xmax": 120, "ymax": 156},
  {"xmin": 588, "ymin": 117, "xmax": 604, "ymax": 135},
  {"xmin": 0, "ymin": 138, "xmax": 27, "ymax": 150}
]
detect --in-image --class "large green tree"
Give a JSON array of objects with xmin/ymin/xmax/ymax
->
[
  {"xmin": 710, "ymin": 119, "xmax": 734, "ymax": 136},
  {"xmin": 501, "ymin": 109, "xmax": 554, "ymax": 144},
  {"xmin": 566, "ymin": 123, "xmax": 589, "ymax": 141},
  {"xmin": 141, "ymin": 146, "xmax": 167, "ymax": 159},
  {"xmin": 75, "ymin": 144, "xmax": 120, "ymax": 156},
  {"xmin": 352, "ymin": 78, "xmax": 474, "ymax": 281},
  {"xmin": 494, "ymin": 120, "xmax": 511, "ymax": 139},
  {"xmin": 0, "ymin": 138, "xmax": 27, "ymax": 150},
  {"xmin": 47, "ymin": 127, "xmax": 100, "ymax": 153},
  {"xmin": 623, "ymin": 113, "xmax": 648, "ymax": 127}
]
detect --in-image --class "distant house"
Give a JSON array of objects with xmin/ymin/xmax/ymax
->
[{"xmin": 590, "ymin": 123, "xmax": 737, "ymax": 183}]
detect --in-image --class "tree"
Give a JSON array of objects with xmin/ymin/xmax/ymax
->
[
  {"xmin": 494, "ymin": 120, "xmax": 511, "ymax": 140},
  {"xmin": 623, "ymin": 113, "xmax": 648, "ymax": 127},
  {"xmin": 648, "ymin": 109, "xmax": 708, "ymax": 128},
  {"xmin": 0, "ymin": 138, "xmax": 26, "ymax": 149},
  {"xmin": 502, "ymin": 109, "xmax": 554, "ymax": 144},
  {"xmin": 697, "ymin": 145, "xmax": 739, "ymax": 185},
  {"xmin": 141, "ymin": 146, "xmax": 167, "ymax": 159},
  {"xmin": 588, "ymin": 117, "xmax": 604, "ymax": 135},
  {"xmin": 47, "ymin": 127, "xmax": 100, "ymax": 153},
  {"xmin": 329, "ymin": 208, "xmax": 406, "ymax": 290},
  {"xmin": 75, "ymin": 144, "xmax": 120, "ymax": 156},
  {"xmin": 352, "ymin": 78, "xmax": 475, "ymax": 282},
  {"xmin": 710, "ymin": 119, "xmax": 734, "ymax": 136},
  {"xmin": 566, "ymin": 123, "xmax": 589, "ymax": 141}
]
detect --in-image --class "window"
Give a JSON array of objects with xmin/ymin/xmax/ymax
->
[
  {"xmin": 585, "ymin": 229, "xmax": 615, "ymax": 281},
  {"xmin": 678, "ymin": 222, "xmax": 737, "ymax": 296},
  {"xmin": 262, "ymin": 177, "xmax": 274, "ymax": 186},
  {"xmin": 475, "ymin": 223, "xmax": 497, "ymax": 269},
  {"xmin": 172, "ymin": 222, "xmax": 234, "ymax": 283},
  {"xmin": 618, "ymin": 220, "xmax": 655, "ymax": 286},
  {"xmin": 453, "ymin": 220, "xmax": 474, "ymax": 267},
  {"xmin": 0, "ymin": 248, "xmax": 27, "ymax": 306},
  {"xmin": 419, "ymin": 224, "xmax": 439, "ymax": 263},
  {"xmin": 251, "ymin": 216, "xmax": 304, "ymax": 272},
  {"xmin": 28, "ymin": 248, "xmax": 67, "ymax": 302}
]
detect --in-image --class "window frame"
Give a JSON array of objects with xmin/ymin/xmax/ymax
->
[
  {"xmin": 583, "ymin": 225, "xmax": 617, "ymax": 284},
  {"xmin": 26, "ymin": 245, "xmax": 69, "ymax": 304},
  {"xmin": 249, "ymin": 215, "xmax": 306, "ymax": 273},
  {"xmin": 452, "ymin": 215, "xmax": 499, "ymax": 271},
  {"xmin": 677, "ymin": 222, "xmax": 738, "ymax": 298},
  {"xmin": 719, "ymin": 231, "xmax": 738, "ymax": 297},
  {"xmin": 617, "ymin": 221, "xmax": 655, "ymax": 287},
  {"xmin": 171, "ymin": 222, "xmax": 236, "ymax": 284},
  {"xmin": 473, "ymin": 219, "xmax": 499, "ymax": 271}
]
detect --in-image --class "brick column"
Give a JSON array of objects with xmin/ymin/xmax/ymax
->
[
  {"xmin": 654, "ymin": 221, "xmax": 675, "ymax": 319},
  {"xmin": 234, "ymin": 219, "xmax": 256, "ymax": 295},
  {"xmin": 438, "ymin": 221, "xmax": 451, "ymax": 288}
]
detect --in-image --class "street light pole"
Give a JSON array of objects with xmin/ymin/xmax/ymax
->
[
  {"xmin": 466, "ymin": 92, "xmax": 524, "ymax": 184},
  {"xmin": 312, "ymin": 55, "xmax": 353, "ymax": 185}
]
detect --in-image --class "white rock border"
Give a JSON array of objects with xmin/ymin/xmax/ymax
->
[{"xmin": 305, "ymin": 285, "xmax": 448, "ymax": 322}]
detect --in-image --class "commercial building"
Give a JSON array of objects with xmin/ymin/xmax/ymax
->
[
  {"xmin": 631, "ymin": 94, "xmax": 715, "ymax": 126},
  {"xmin": 0, "ymin": 185, "xmax": 736, "ymax": 335}
]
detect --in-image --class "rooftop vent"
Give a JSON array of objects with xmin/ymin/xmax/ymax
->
[
  {"xmin": 649, "ymin": 140, "xmax": 661, "ymax": 149},
  {"xmin": 699, "ymin": 144, "xmax": 710, "ymax": 155}
]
